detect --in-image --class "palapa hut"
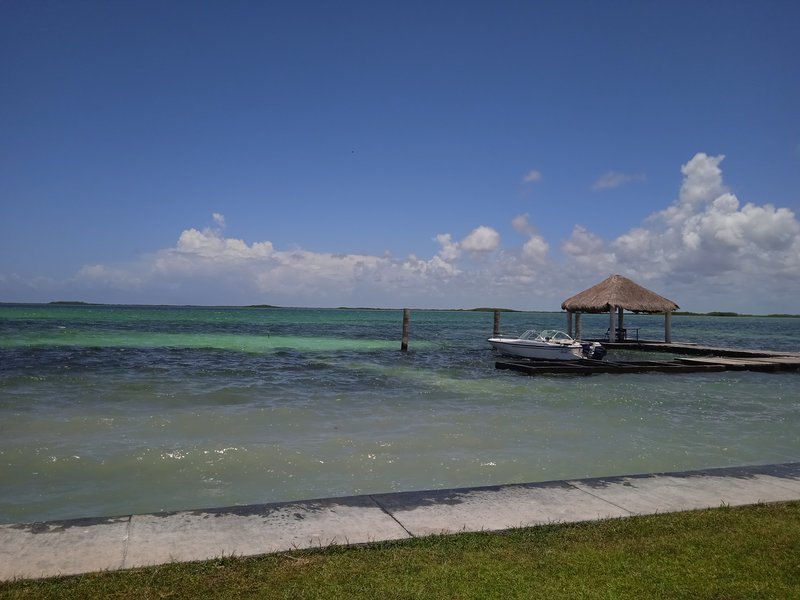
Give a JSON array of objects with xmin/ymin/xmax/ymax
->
[{"xmin": 561, "ymin": 274, "xmax": 679, "ymax": 343}]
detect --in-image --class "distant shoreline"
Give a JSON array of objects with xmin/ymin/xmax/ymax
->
[{"xmin": 0, "ymin": 302, "xmax": 796, "ymax": 318}]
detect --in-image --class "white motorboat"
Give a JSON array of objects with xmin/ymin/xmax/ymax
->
[{"xmin": 488, "ymin": 329, "xmax": 606, "ymax": 361}]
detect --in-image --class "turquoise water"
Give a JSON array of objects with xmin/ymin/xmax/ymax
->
[{"xmin": 1, "ymin": 304, "xmax": 799, "ymax": 524}]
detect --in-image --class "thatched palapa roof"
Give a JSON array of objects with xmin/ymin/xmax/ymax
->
[{"xmin": 561, "ymin": 274, "xmax": 679, "ymax": 314}]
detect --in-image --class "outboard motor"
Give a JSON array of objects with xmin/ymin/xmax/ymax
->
[
  {"xmin": 581, "ymin": 342, "xmax": 607, "ymax": 360},
  {"xmin": 591, "ymin": 345, "xmax": 607, "ymax": 360}
]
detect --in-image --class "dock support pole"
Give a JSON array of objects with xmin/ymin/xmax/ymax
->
[
  {"xmin": 608, "ymin": 308, "xmax": 616, "ymax": 342},
  {"xmin": 566, "ymin": 311, "xmax": 573, "ymax": 337},
  {"xmin": 401, "ymin": 308, "xmax": 410, "ymax": 352},
  {"xmin": 665, "ymin": 311, "xmax": 672, "ymax": 343},
  {"xmin": 575, "ymin": 313, "xmax": 582, "ymax": 340},
  {"xmin": 493, "ymin": 309, "xmax": 501, "ymax": 337}
]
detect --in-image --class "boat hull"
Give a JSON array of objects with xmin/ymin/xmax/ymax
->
[{"xmin": 488, "ymin": 338, "xmax": 584, "ymax": 360}]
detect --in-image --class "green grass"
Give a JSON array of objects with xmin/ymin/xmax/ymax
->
[{"xmin": 3, "ymin": 501, "xmax": 800, "ymax": 599}]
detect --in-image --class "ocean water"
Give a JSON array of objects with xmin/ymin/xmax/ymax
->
[{"xmin": 1, "ymin": 304, "xmax": 799, "ymax": 524}]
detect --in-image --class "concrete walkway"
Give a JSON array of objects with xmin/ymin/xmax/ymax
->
[{"xmin": 3, "ymin": 462, "xmax": 800, "ymax": 581}]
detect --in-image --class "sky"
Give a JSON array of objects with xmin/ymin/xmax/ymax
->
[{"xmin": 1, "ymin": 1, "xmax": 799, "ymax": 313}]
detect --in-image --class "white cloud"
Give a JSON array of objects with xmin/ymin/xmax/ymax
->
[
  {"xmin": 512, "ymin": 213, "xmax": 535, "ymax": 235},
  {"xmin": 212, "ymin": 212, "xmax": 226, "ymax": 228},
  {"xmin": 678, "ymin": 152, "xmax": 727, "ymax": 207},
  {"xmin": 8, "ymin": 153, "xmax": 798, "ymax": 312},
  {"xmin": 460, "ymin": 226, "xmax": 500, "ymax": 253},
  {"xmin": 70, "ymin": 218, "xmax": 490, "ymax": 306},
  {"xmin": 552, "ymin": 152, "xmax": 800, "ymax": 310},
  {"xmin": 641, "ymin": 154, "xmax": 800, "ymax": 281},
  {"xmin": 522, "ymin": 236, "xmax": 549, "ymax": 264},
  {"xmin": 174, "ymin": 228, "xmax": 274, "ymax": 260},
  {"xmin": 434, "ymin": 233, "xmax": 460, "ymax": 262},
  {"xmin": 592, "ymin": 171, "xmax": 646, "ymax": 190},
  {"xmin": 562, "ymin": 225, "xmax": 616, "ymax": 273},
  {"xmin": 512, "ymin": 214, "xmax": 549, "ymax": 264}
]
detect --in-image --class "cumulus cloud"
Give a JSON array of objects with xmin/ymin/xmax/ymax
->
[
  {"xmin": 592, "ymin": 171, "xmax": 646, "ymax": 190},
  {"xmin": 521, "ymin": 236, "xmax": 549, "ymax": 264},
  {"xmin": 678, "ymin": 152, "xmax": 727, "ymax": 207},
  {"xmin": 75, "ymin": 224, "xmax": 382, "ymax": 303},
  {"xmin": 21, "ymin": 153, "xmax": 798, "ymax": 312},
  {"xmin": 570, "ymin": 153, "xmax": 800, "ymax": 307},
  {"xmin": 512, "ymin": 214, "xmax": 549, "ymax": 264},
  {"xmin": 646, "ymin": 154, "xmax": 800, "ymax": 280},
  {"xmin": 460, "ymin": 226, "xmax": 500, "ymax": 253},
  {"xmin": 72, "ymin": 219, "xmax": 503, "ymax": 306},
  {"xmin": 173, "ymin": 227, "xmax": 274, "ymax": 260},
  {"xmin": 434, "ymin": 233, "xmax": 460, "ymax": 262},
  {"xmin": 563, "ymin": 225, "xmax": 608, "ymax": 259},
  {"xmin": 512, "ymin": 213, "xmax": 535, "ymax": 235}
]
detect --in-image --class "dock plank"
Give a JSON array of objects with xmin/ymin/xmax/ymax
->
[
  {"xmin": 495, "ymin": 339, "xmax": 800, "ymax": 376},
  {"xmin": 676, "ymin": 356, "xmax": 800, "ymax": 372},
  {"xmin": 496, "ymin": 359, "xmax": 725, "ymax": 376}
]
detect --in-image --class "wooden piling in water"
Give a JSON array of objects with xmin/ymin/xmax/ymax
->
[
  {"xmin": 493, "ymin": 310, "xmax": 501, "ymax": 337},
  {"xmin": 401, "ymin": 308, "xmax": 410, "ymax": 352}
]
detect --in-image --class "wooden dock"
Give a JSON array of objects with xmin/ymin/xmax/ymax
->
[
  {"xmin": 593, "ymin": 340, "xmax": 798, "ymax": 358},
  {"xmin": 496, "ymin": 343, "xmax": 800, "ymax": 376}
]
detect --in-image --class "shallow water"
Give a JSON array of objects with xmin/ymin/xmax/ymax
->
[{"xmin": 1, "ymin": 304, "xmax": 799, "ymax": 524}]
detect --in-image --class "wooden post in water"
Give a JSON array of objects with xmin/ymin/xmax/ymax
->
[
  {"xmin": 665, "ymin": 311, "xmax": 673, "ymax": 343},
  {"xmin": 401, "ymin": 308, "xmax": 410, "ymax": 352},
  {"xmin": 493, "ymin": 310, "xmax": 501, "ymax": 337},
  {"xmin": 575, "ymin": 313, "xmax": 582, "ymax": 340}
]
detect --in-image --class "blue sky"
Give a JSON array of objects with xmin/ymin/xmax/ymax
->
[{"xmin": 2, "ymin": 0, "xmax": 799, "ymax": 312}]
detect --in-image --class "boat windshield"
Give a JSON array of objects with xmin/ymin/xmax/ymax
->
[
  {"xmin": 536, "ymin": 330, "xmax": 575, "ymax": 343},
  {"xmin": 518, "ymin": 330, "xmax": 540, "ymax": 340}
]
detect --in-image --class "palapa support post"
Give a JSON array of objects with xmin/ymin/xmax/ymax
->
[
  {"xmin": 401, "ymin": 308, "xmax": 410, "ymax": 352},
  {"xmin": 493, "ymin": 310, "xmax": 501, "ymax": 337},
  {"xmin": 608, "ymin": 307, "xmax": 616, "ymax": 342}
]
